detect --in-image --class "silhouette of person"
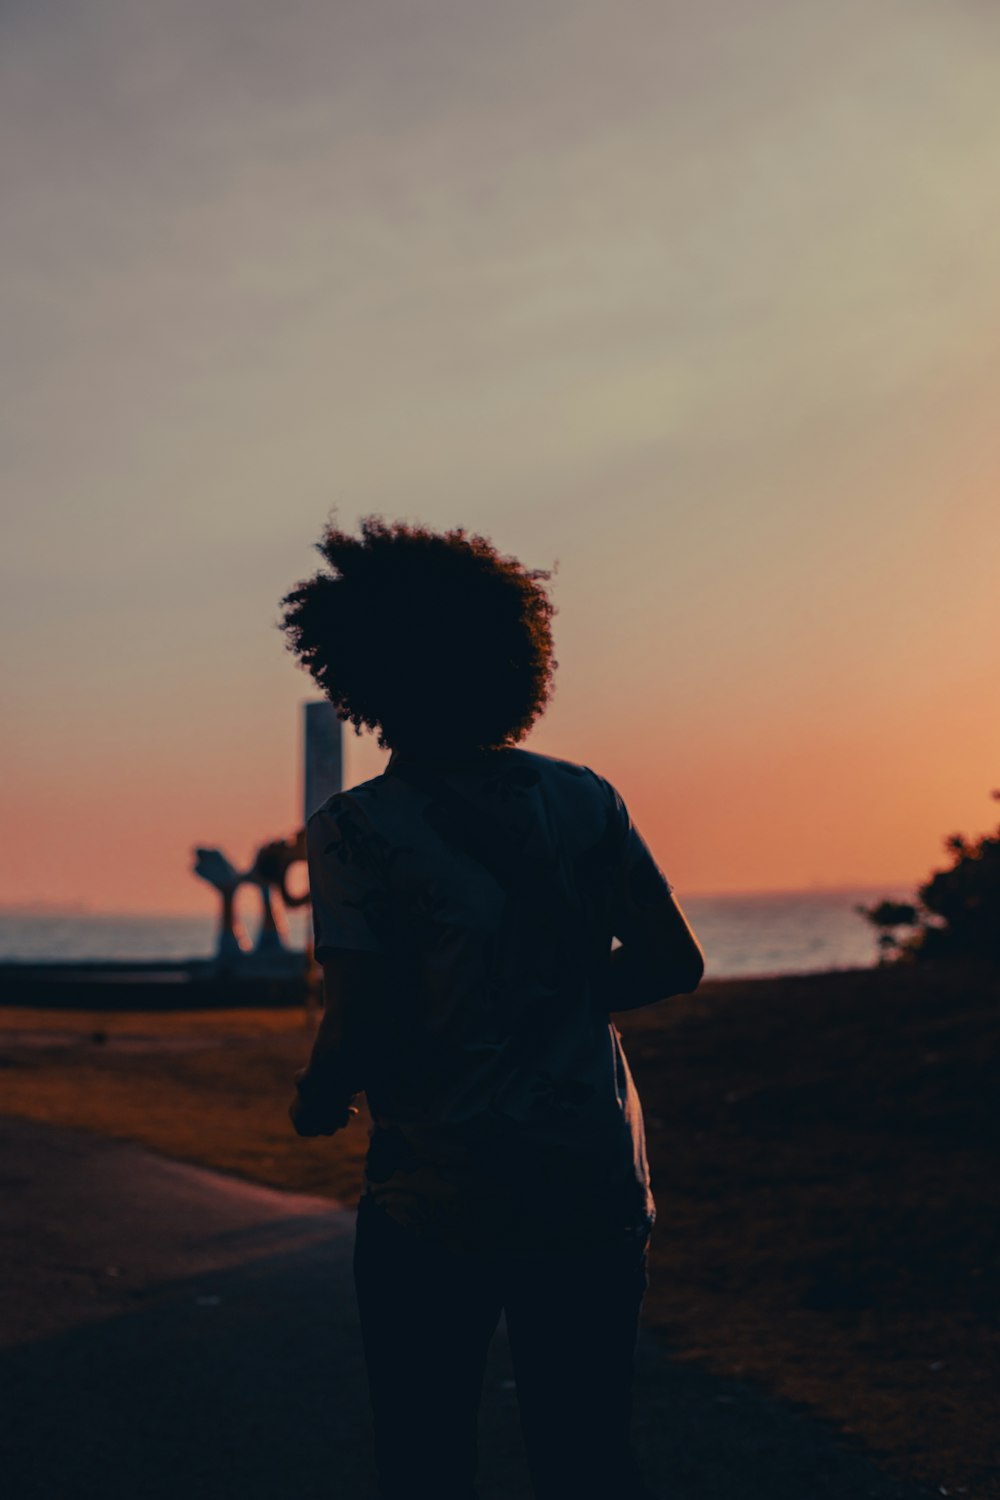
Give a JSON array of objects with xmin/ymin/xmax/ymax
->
[{"xmin": 281, "ymin": 517, "xmax": 704, "ymax": 1500}]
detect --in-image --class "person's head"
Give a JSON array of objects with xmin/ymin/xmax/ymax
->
[{"xmin": 279, "ymin": 515, "xmax": 557, "ymax": 753}]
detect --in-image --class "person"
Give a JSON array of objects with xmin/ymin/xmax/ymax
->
[{"xmin": 279, "ymin": 516, "xmax": 704, "ymax": 1500}]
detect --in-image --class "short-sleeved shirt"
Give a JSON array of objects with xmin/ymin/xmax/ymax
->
[{"xmin": 306, "ymin": 745, "xmax": 672, "ymax": 1257}]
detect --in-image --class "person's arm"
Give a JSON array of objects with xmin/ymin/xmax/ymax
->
[
  {"xmin": 603, "ymin": 783, "xmax": 704, "ymax": 1012},
  {"xmin": 290, "ymin": 800, "xmax": 388, "ymax": 1137},
  {"xmin": 289, "ymin": 951, "xmax": 388, "ymax": 1136},
  {"xmin": 606, "ymin": 891, "xmax": 704, "ymax": 1011}
]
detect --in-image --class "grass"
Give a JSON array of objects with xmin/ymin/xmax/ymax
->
[
  {"xmin": 1, "ymin": 961, "xmax": 997, "ymax": 1495},
  {"xmin": 0, "ymin": 1004, "xmax": 370, "ymax": 1203},
  {"xmin": 621, "ymin": 962, "xmax": 999, "ymax": 1498}
]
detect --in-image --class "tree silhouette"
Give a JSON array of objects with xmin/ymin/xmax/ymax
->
[{"xmin": 859, "ymin": 791, "xmax": 1000, "ymax": 963}]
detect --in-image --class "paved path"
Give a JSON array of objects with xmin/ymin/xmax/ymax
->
[{"xmin": 0, "ymin": 1119, "xmax": 929, "ymax": 1499}]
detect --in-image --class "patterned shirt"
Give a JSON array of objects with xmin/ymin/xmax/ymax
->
[{"xmin": 306, "ymin": 745, "xmax": 672, "ymax": 1257}]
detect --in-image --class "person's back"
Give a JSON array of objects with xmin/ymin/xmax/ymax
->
[
  {"xmin": 280, "ymin": 517, "xmax": 703, "ymax": 1500},
  {"xmin": 308, "ymin": 744, "xmax": 671, "ymax": 1257}
]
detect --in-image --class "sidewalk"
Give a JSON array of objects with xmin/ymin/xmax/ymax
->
[{"xmin": 0, "ymin": 1119, "xmax": 929, "ymax": 1499}]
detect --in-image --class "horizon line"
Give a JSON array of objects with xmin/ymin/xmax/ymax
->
[{"xmin": 0, "ymin": 880, "xmax": 920, "ymax": 919}]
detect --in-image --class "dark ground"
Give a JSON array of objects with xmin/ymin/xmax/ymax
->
[
  {"xmin": 0, "ymin": 1118, "xmax": 932, "ymax": 1500},
  {"xmin": 619, "ymin": 960, "xmax": 1000, "ymax": 1498},
  {"xmin": 1, "ymin": 960, "xmax": 996, "ymax": 1495}
]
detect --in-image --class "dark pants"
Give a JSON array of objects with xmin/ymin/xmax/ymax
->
[{"xmin": 352, "ymin": 1194, "xmax": 652, "ymax": 1500}]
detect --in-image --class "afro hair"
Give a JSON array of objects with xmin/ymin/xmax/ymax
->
[{"xmin": 279, "ymin": 516, "xmax": 557, "ymax": 752}]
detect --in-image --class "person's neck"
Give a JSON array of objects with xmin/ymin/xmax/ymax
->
[{"xmin": 387, "ymin": 742, "xmax": 511, "ymax": 770}]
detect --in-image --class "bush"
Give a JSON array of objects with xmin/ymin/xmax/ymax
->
[{"xmin": 859, "ymin": 792, "xmax": 1000, "ymax": 963}]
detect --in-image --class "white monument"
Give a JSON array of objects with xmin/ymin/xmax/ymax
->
[
  {"xmin": 192, "ymin": 701, "xmax": 344, "ymax": 969},
  {"xmin": 303, "ymin": 700, "xmax": 344, "ymax": 821}
]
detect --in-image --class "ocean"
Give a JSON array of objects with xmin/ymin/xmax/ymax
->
[{"xmin": 0, "ymin": 889, "xmax": 907, "ymax": 980}]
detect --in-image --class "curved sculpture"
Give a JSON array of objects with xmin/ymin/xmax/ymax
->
[{"xmin": 193, "ymin": 829, "xmax": 309, "ymax": 969}]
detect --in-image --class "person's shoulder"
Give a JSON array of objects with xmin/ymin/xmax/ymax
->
[
  {"xmin": 510, "ymin": 748, "xmax": 616, "ymax": 800},
  {"xmin": 306, "ymin": 773, "xmax": 388, "ymax": 832}
]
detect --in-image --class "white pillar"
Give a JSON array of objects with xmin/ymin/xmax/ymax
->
[{"xmin": 303, "ymin": 700, "xmax": 343, "ymax": 822}]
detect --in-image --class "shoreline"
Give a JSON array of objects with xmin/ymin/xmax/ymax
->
[{"xmin": 0, "ymin": 956, "xmax": 889, "ymax": 1012}]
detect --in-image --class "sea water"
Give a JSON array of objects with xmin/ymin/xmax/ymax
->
[{"xmin": 0, "ymin": 889, "xmax": 908, "ymax": 979}]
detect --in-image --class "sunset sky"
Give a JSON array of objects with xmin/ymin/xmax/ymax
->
[{"xmin": 3, "ymin": 0, "xmax": 999, "ymax": 913}]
